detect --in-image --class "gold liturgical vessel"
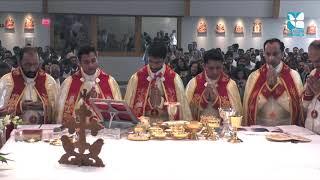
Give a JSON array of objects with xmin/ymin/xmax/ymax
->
[
  {"xmin": 201, "ymin": 116, "xmax": 220, "ymax": 141},
  {"xmin": 229, "ymin": 116, "xmax": 243, "ymax": 143},
  {"xmin": 185, "ymin": 121, "xmax": 203, "ymax": 140}
]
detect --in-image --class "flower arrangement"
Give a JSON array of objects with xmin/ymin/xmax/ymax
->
[
  {"xmin": 0, "ymin": 115, "xmax": 23, "ymax": 163},
  {"xmin": 0, "ymin": 115, "xmax": 23, "ymax": 130}
]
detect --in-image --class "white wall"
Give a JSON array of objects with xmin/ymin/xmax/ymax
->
[
  {"xmin": 0, "ymin": 13, "xmax": 50, "ymax": 51},
  {"xmin": 0, "ymin": 0, "xmax": 42, "ymax": 13},
  {"xmin": 280, "ymin": 0, "xmax": 320, "ymax": 18},
  {"xmin": 181, "ymin": 16, "xmax": 320, "ymax": 52},
  {"xmin": 190, "ymin": 0, "xmax": 273, "ymax": 17},
  {"xmin": 48, "ymin": 0, "xmax": 184, "ymax": 16}
]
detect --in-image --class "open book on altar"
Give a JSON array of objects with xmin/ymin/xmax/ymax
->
[
  {"xmin": 239, "ymin": 125, "xmax": 315, "ymax": 136},
  {"xmin": 90, "ymin": 98, "xmax": 139, "ymax": 129}
]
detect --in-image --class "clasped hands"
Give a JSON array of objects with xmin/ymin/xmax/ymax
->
[
  {"xmin": 203, "ymin": 82, "xmax": 218, "ymax": 103},
  {"xmin": 305, "ymin": 75, "xmax": 320, "ymax": 96}
]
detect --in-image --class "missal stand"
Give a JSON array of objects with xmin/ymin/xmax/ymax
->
[{"xmin": 90, "ymin": 98, "xmax": 139, "ymax": 129}]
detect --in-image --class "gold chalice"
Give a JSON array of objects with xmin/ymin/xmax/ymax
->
[
  {"xmin": 149, "ymin": 127, "xmax": 167, "ymax": 140},
  {"xmin": 228, "ymin": 116, "xmax": 243, "ymax": 143},
  {"xmin": 133, "ymin": 123, "xmax": 148, "ymax": 137},
  {"xmin": 185, "ymin": 121, "xmax": 203, "ymax": 140},
  {"xmin": 171, "ymin": 125, "xmax": 188, "ymax": 139},
  {"xmin": 205, "ymin": 117, "xmax": 220, "ymax": 141},
  {"xmin": 128, "ymin": 124, "xmax": 150, "ymax": 141}
]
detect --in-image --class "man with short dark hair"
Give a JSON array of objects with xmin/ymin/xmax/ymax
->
[
  {"xmin": 293, "ymin": 46, "xmax": 299, "ymax": 55},
  {"xmin": 65, "ymin": 51, "xmax": 79, "ymax": 75},
  {"xmin": 243, "ymin": 38, "xmax": 303, "ymax": 126},
  {"xmin": 186, "ymin": 49, "xmax": 242, "ymax": 119},
  {"xmin": 56, "ymin": 46, "xmax": 122, "ymax": 123},
  {"xmin": 125, "ymin": 42, "xmax": 192, "ymax": 121},
  {"xmin": 238, "ymin": 49, "xmax": 245, "ymax": 57},
  {"xmin": 0, "ymin": 47, "xmax": 58, "ymax": 125},
  {"xmin": 3, "ymin": 50, "xmax": 12, "ymax": 59}
]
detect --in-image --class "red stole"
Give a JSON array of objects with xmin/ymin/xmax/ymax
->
[
  {"xmin": 246, "ymin": 64, "xmax": 301, "ymax": 125},
  {"xmin": 6, "ymin": 68, "xmax": 49, "ymax": 139},
  {"xmin": 7, "ymin": 68, "xmax": 50, "ymax": 121},
  {"xmin": 62, "ymin": 69, "xmax": 114, "ymax": 122},
  {"xmin": 131, "ymin": 65, "xmax": 179, "ymax": 120},
  {"xmin": 191, "ymin": 72, "xmax": 231, "ymax": 118}
]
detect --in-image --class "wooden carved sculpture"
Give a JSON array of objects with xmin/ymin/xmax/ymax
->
[{"xmin": 59, "ymin": 89, "xmax": 105, "ymax": 167}]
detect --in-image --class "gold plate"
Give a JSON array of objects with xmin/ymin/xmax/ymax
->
[
  {"xmin": 153, "ymin": 132, "xmax": 167, "ymax": 139},
  {"xmin": 185, "ymin": 121, "xmax": 203, "ymax": 131},
  {"xmin": 128, "ymin": 134, "xmax": 150, "ymax": 141},
  {"xmin": 173, "ymin": 133, "xmax": 189, "ymax": 140}
]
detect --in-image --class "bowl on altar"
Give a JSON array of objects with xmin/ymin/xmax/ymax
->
[
  {"xmin": 22, "ymin": 129, "xmax": 42, "ymax": 142},
  {"xmin": 134, "ymin": 125, "xmax": 145, "ymax": 134},
  {"xmin": 185, "ymin": 121, "xmax": 203, "ymax": 131},
  {"xmin": 200, "ymin": 116, "xmax": 220, "ymax": 127},
  {"xmin": 173, "ymin": 132, "xmax": 189, "ymax": 140},
  {"xmin": 149, "ymin": 127, "xmax": 167, "ymax": 139},
  {"xmin": 153, "ymin": 132, "xmax": 167, "ymax": 139},
  {"xmin": 148, "ymin": 127, "xmax": 163, "ymax": 133},
  {"xmin": 185, "ymin": 121, "xmax": 203, "ymax": 140}
]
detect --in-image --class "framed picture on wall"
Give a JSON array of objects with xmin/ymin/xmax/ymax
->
[
  {"xmin": 5, "ymin": 17, "xmax": 15, "ymax": 30},
  {"xmin": 216, "ymin": 23, "xmax": 225, "ymax": 35},
  {"xmin": 197, "ymin": 18, "xmax": 207, "ymax": 36},
  {"xmin": 24, "ymin": 16, "xmax": 35, "ymax": 30},
  {"xmin": 307, "ymin": 24, "xmax": 316, "ymax": 35},
  {"xmin": 234, "ymin": 24, "xmax": 244, "ymax": 34},
  {"xmin": 252, "ymin": 21, "xmax": 262, "ymax": 35}
]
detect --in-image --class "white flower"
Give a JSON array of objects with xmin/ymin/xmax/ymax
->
[
  {"xmin": 3, "ymin": 115, "xmax": 11, "ymax": 126},
  {"xmin": 0, "ymin": 120, "xmax": 4, "ymax": 130},
  {"xmin": 13, "ymin": 116, "xmax": 20, "ymax": 120}
]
